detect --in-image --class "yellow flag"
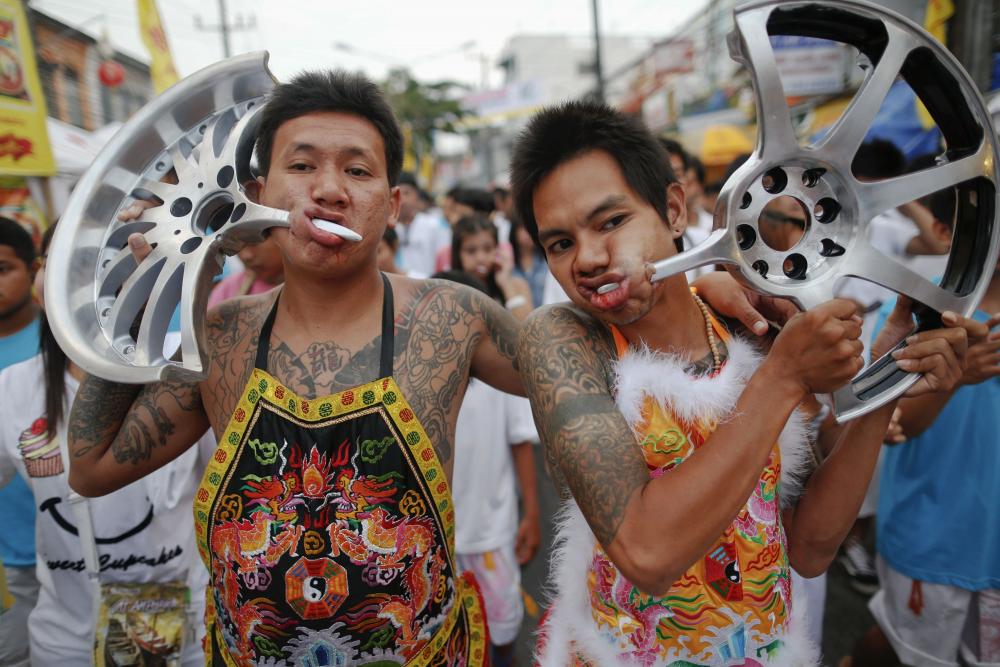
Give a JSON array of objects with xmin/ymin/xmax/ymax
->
[
  {"xmin": 0, "ymin": 0, "xmax": 55, "ymax": 176},
  {"xmin": 137, "ymin": 0, "xmax": 179, "ymax": 93},
  {"xmin": 401, "ymin": 122, "xmax": 417, "ymax": 173},
  {"xmin": 917, "ymin": 0, "xmax": 954, "ymax": 128},
  {"xmin": 924, "ymin": 0, "xmax": 954, "ymax": 44}
]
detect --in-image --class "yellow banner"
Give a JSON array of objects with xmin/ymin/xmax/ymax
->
[
  {"xmin": 916, "ymin": 0, "xmax": 955, "ymax": 129},
  {"xmin": 137, "ymin": 0, "xmax": 179, "ymax": 94},
  {"xmin": 0, "ymin": 0, "xmax": 55, "ymax": 176}
]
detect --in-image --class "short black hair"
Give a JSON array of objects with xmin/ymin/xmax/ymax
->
[
  {"xmin": 431, "ymin": 269, "xmax": 490, "ymax": 296},
  {"xmin": 659, "ymin": 137, "xmax": 689, "ymax": 175},
  {"xmin": 0, "ymin": 217, "xmax": 35, "ymax": 267},
  {"xmin": 381, "ymin": 225, "xmax": 399, "ymax": 249},
  {"xmin": 511, "ymin": 101, "xmax": 677, "ymax": 248},
  {"xmin": 397, "ymin": 171, "xmax": 418, "ymax": 189},
  {"xmin": 852, "ymin": 139, "xmax": 906, "ymax": 180},
  {"xmin": 454, "ymin": 188, "xmax": 495, "ymax": 215},
  {"xmin": 256, "ymin": 70, "xmax": 404, "ymax": 185}
]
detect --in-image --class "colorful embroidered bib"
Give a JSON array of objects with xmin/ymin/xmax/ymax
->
[
  {"xmin": 538, "ymin": 311, "xmax": 814, "ymax": 667},
  {"xmin": 193, "ymin": 275, "xmax": 488, "ymax": 666}
]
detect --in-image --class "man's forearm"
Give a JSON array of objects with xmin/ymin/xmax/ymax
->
[
  {"xmin": 68, "ymin": 373, "xmax": 143, "ymax": 463},
  {"xmin": 785, "ymin": 402, "xmax": 894, "ymax": 576}
]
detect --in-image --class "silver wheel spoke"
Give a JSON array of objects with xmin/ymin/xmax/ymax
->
[
  {"xmin": 858, "ymin": 141, "xmax": 993, "ymax": 219},
  {"xmin": 849, "ymin": 244, "xmax": 963, "ymax": 315},
  {"xmin": 134, "ymin": 258, "xmax": 185, "ymax": 365},
  {"xmin": 733, "ymin": 8, "xmax": 797, "ymax": 159},
  {"xmin": 815, "ymin": 28, "xmax": 915, "ymax": 167},
  {"xmin": 105, "ymin": 250, "xmax": 168, "ymax": 343}
]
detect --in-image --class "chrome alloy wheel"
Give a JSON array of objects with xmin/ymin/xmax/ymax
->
[
  {"xmin": 652, "ymin": 0, "xmax": 1000, "ymax": 421},
  {"xmin": 45, "ymin": 52, "xmax": 287, "ymax": 384}
]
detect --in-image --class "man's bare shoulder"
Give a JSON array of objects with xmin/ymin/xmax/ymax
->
[
  {"xmin": 204, "ymin": 291, "xmax": 274, "ymax": 352},
  {"xmin": 519, "ymin": 302, "xmax": 615, "ymax": 369}
]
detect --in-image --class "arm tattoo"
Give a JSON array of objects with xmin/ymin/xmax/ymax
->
[
  {"xmin": 455, "ymin": 287, "xmax": 519, "ymax": 369},
  {"xmin": 395, "ymin": 282, "xmax": 477, "ymax": 465},
  {"xmin": 517, "ymin": 305, "xmax": 648, "ymax": 546},
  {"xmin": 110, "ymin": 381, "xmax": 200, "ymax": 464},
  {"xmin": 69, "ymin": 376, "xmax": 142, "ymax": 458}
]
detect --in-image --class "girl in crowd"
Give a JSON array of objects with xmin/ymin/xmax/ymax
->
[
  {"xmin": 0, "ymin": 225, "xmax": 207, "ymax": 666},
  {"xmin": 451, "ymin": 215, "xmax": 534, "ymax": 320},
  {"xmin": 509, "ymin": 215, "xmax": 547, "ymax": 311}
]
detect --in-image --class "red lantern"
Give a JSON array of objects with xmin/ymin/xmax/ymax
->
[{"xmin": 98, "ymin": 60, "xmax": 124, "ymax": 88}]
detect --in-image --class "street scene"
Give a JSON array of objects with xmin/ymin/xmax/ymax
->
[{"xmin": 0, "ymin": 0, "xmax": 997, "ymax": 665}]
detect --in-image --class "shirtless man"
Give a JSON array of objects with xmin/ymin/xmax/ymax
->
[
  {"xmin": 66, "ymin": 70, "xmax": 522, "ymax": 666},
  {"xmin": 509, "ymin": 101, "xmax": 976, "ymax": 665}
]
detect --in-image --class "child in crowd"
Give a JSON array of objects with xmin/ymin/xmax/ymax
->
[
  {"xmin": 434, "ymin": 269, "xmax": 541, "ymax": 667},
  {"xmin": 207, "ymin": 234, "xmax": 284, "ymax": 308},
  {"xmin": 451, "ymin": 215, "xmax": 534, "ymax": 320}
]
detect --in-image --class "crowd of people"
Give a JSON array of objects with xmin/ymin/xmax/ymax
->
[{"xmin": 0, "ymin": 65, "xmax": 994, "ymax": 667}]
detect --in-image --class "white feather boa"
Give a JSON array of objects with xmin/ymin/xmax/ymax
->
[{"xmin": 535, "ymin": 333, "xmax": 820, "ymax": 666}]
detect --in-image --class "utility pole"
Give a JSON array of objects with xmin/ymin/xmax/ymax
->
[
  {"xmin": 591, "ymin": 0, "xmax": 605, "ymax": 103},
  {"xmin": 949, "ymin": 0, "xmax": 997, "ymax": 93},
  {"xmin": 194, "ymin": 0, "xmax": 255, "ymax": 59}
]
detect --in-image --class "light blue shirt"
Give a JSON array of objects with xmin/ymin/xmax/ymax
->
[
  {"xmin": 874, "ymin": 301, "xmax": 1000, "ymax": 589},
  {"xmin": 0, "ymin": 317, "xmax": 40, "ymax": 567}
]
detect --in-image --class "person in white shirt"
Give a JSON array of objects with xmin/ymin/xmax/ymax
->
[
  {"xmin": 434, "ymin": 269, "xmax": 541, "ymax": 667},
  {"xmin": 395, "ymin": 172, "xmax": 451, "ymax": 277},
  {"xmin": 0, "ymin": 226, "xmax": 208, "ymax": 666}
]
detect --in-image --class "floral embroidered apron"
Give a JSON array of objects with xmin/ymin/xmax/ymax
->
[
  {"xmin": 194, "ymin": 274, "xmax": 488, "ymax": 666},
  {"xmin": 538, "ymin": 315, "xmax": 795, "ymax": 666}
]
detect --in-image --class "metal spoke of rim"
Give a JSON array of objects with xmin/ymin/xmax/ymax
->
[
  {"xmin": 649, "ymin": 229, "xmax": 738, "ymax": 282},
  {"xmin": 104, "ymin": 248, "xmax": 168, "ymax": 344},
  {"xmin": 132, "ymin": 176, "xmax": 178, "ymax": 203},
  {"xmin": 167, "ymin": 142, "xmax": 199, "ymax": 182},
  {"xmin": 175, "ymin": 248, "xmax": 219, "ymax": 374},
  {"xmin": 815, "ymin": 26, "xmax": 915, "ymax": 167},
  {"xmin": 134, "ymin": 257, "xmax": 185, "ymax": 366},
  {"xmin": 202, "ymin": 105, "xmax": 258, "ymax": 176},
  {"xmin": 848, "ymin": 244, "xmax": 964, "ymax": 315},
  {"xmin": 858, "ymin": 142, "xmax": 993, "ymax": 219},
  {"xmin": 733, "ymin": 8, "xmax": 798, "ymax": 160}
]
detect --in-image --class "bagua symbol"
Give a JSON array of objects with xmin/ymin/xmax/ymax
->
[{"xmin": 39, "ymin": 497, "xmax": 154, "ymax": 544}]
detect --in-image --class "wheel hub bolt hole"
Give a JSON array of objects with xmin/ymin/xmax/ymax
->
[
  {"xmin": 783, "ymin": 253, "xmax": 808, "ymax": 280},
  {"xmin": 802, "ymin": 168, "xmax": 826, "ymax": 188},
  {"xmin": 761, "ymin": 167, "xmax": 788, "ymax": 194},
  {"xmin": 737, "ymin": 224, "xmax": 757, "ymax": 251},
  {"xmin": 814, "ymin": 197, "xmax": 841, "ymax": 224}
]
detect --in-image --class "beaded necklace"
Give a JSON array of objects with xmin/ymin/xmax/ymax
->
[{"xmin": 692, "ymin": 292, "xmax": 722, "ymax": 374}]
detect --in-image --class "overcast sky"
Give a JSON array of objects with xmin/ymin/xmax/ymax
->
[{"xmin": 28, "ymin": 0, "xmax": 708, "ymax": 88}]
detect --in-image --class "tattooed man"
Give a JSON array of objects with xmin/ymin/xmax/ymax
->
[
  {"xmin": 66, "ymin": 71, "xmax": 525, "ymax": 666},
  {"xmin": 509, "ymin": 101, "xmax": 978, "ymax": 666}
]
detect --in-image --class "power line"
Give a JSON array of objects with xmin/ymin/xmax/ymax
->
[{"xmin": 193, "ymin": 0, "xmax": 255, "ymax": 59}]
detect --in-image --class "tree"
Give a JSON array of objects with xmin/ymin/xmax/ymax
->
[{"xmin": 382, "ymin": 68, "xmax": 468, "ymax": 171}]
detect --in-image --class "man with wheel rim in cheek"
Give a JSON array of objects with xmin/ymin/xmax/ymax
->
[
  {"xmin": 67, "ymin": 70, "xmax": 527, "ymax": 666},
  {"xmin": 510, "ymin": 101, "xmax": 979, "ymax": 666}
]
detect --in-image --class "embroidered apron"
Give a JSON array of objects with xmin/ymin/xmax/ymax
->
[
  {"xmin": 194, "ymin": 275, "xmax": 488, "ymax": 666},
  {"xmin": 545, "ymin": 317, "xmax": 792, "ymax": 666}
]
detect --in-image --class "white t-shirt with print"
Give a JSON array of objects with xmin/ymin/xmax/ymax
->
[
  {"xmin": 0, "ymin": 355, "xmax": 208, "ymax": 666},
  {"xmin": 451, "ymin": 379, "xmax": 538, "ymax": 554}
]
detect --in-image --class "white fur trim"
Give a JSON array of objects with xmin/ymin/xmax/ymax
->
[
  {"xmin": 611, "ymin": 334, "xmax": 813, "ymax": 507},
  {"xmin": 537, "ymin": 502, "xmax": 820, "ymax": 666}
]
